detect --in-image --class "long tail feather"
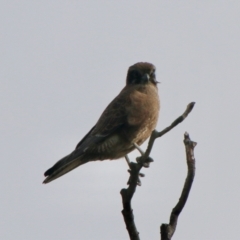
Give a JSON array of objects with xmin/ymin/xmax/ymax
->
[{"xmin": 43, "ymin": 153, "xmax": 86, "ymax": 184}]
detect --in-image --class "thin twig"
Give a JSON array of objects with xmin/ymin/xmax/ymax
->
[
  {"xmin": 160, "ymin": 132, "xmax": 197, "ymax": 240},
  {"xmin": 142, "ymin": 102, "xmax": 195, "ymax": 162}
]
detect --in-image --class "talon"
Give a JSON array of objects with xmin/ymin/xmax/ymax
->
[
  {"xmin": 143, "ymin": 162, "xmax": 150, "ymax": 168},
  {"xmin": 146, "ymin": 157, "xmax": 154, "ymax": 163}
]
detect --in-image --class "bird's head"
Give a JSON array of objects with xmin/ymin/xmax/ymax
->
[{"xmin": 126, "ymin": 62, "xmax": 158, "ymax": 86}]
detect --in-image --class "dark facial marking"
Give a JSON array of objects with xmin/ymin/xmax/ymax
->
[
  {"xmin": 127, "ymin": 69, "xmax": 142, "ymax": 84},
  {"xmin": 126, "ymin": 62, "xmax": 158, "ymax": 85}
]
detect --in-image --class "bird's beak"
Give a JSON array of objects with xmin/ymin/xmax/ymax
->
[{"xmin": 141, "ymin": 73, "xmax": 150, "ymax": 83}]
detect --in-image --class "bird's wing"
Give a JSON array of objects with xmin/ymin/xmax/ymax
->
[
  {"xmin": 75, "ymin": 89, "xmax": 129, "ymax": 150},
  {"xmin": 43, "ymin": 89, "xmax": 130, "ymax": 184}
]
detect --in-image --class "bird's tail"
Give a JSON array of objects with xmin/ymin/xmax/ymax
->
[{"xmin": 43, "ymin": 152, "xmax": 87, "ymax": 184}]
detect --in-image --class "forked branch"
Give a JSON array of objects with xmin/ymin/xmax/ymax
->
[{"xmin": 120, "ymin": 102, "xmax": 196, "ymax": 240}]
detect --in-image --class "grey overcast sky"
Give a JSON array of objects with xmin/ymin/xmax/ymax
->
[{"xmin": 1, "ymin": 1, "xmax": 240, "ymax": 239}]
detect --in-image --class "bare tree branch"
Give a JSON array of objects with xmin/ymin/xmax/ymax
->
[
  {"xmin": 120, "ymin": 102, "xmax": 195, "ymax": 240},
  {"xmin": 160, "ymin": 132, "xmax": 197, "ymax": 240},
  {"xmin": 142, "ymin": 102, "xmax": 195, "ymax": 163},
  {"xmin": 120, "ymin": 162, "xmax": 141, "ymax": 240}
]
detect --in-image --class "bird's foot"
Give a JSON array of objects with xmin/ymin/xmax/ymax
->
[
  {"xmin": 133, "ymin": 143, "xmax": 153, "ymax": 167},
  {"xmin": 136, "ymin": 156, "xmax": 154, "ymax": 168}
]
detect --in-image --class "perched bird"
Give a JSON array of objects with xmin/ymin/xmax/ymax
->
[{"xmin": 43, "ymin": 62, "xmax": 160, "ymax": 184}]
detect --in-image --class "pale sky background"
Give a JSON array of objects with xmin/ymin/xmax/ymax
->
[{"xmin": 1, "ymin": 1, "xmax": 240, "ymax": 240}]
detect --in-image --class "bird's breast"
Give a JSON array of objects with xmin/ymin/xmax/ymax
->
[{"xmin": 125, "ymin": 85, "xmax": 160, "ymax": 144}]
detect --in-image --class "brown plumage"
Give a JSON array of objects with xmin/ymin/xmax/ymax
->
[{"xmin": 43, "ymin": 62, "xmax": 160, "ymax": 184}]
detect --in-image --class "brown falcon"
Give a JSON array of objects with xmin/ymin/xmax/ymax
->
[{"xmin": 43, "ymin": 62, "xmax": 160, "ymax": 184}]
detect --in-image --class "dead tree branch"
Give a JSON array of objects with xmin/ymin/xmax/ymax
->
[
  {"xmin": 120, "ymin": 102, "xmax": 195, "ymax": 240},
  {"xmin": 160, "ymin": 132, "xmax": 197, "ymax": 240}
]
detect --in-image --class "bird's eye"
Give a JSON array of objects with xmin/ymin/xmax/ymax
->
[{"xmin": 130, "ymin": 70, "xmax": 139, "ymax": 79}]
